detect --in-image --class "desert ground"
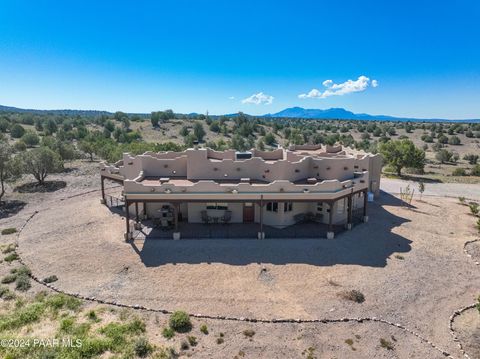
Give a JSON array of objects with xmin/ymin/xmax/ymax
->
[{"xmin": 0, "ymin": 160, "xmax": 476, "ymax": 358}]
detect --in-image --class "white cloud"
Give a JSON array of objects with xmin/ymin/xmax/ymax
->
[
  {"xmin": 299, "ymin": 75, "xmax": 378, "ymax": 99},
  {"xmin": 241, "ymin": 92, "xmax": 274, "ymax": 105},
  {"xmin": 322, "ymin": 79, "xmax": 333, "ymax": 87},
  {"xmin": 228, "ymin": 96, "xmax": 235, "ymax": 100}
]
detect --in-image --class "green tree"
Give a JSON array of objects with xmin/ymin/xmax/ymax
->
[
  {"xmin": 435, "ymin": 149, "xmax": 453, "ymax": 164},
  {"xmin": 104, "ymin": 120, "xmax": 115, "ymax": 132},
  {"xmin": 21, "ymin": 131, "xmax": 40, "ymax": 147},
  {"xmin": 19, "ymin": 147, "xmax": 64, "ymax": 184},
  {"xmin": 209, "ymin": 121, "xmax": 220, "ymax": 133},
  {"xmin": 448, "ymin": 135, "xmax": 461, "ymax": 145},
  {"xmin": 379, "ymin": 139, "xmax": 425, "ymax": 176},
  {"xmin": 44, "ymin": 119, "xmax": 58, "ymax": 134},
  {"xmin": 10, "ymin": 124, "xmax": 25, "ymax": 138},
  {"xmin": 0, "ymin": 119, "xmax": 9, "ymax": 133},
  {"xmin": 193, "ymin": 122, "xmax": 206, "ymax": 142},
  {"xmin": 0, "ymin": 142, "xmax": 21, "ymax": 203},
  {"xmin": 179, "ymin": 126, "xmax": 189, "ymax": 137},
  {"xmin": 264, "ymin": 133, "xmax": 275, "ymax": 146},
  {"xmin": 150, "ymin": 112, "xmax": 160, "ymax": 127},
  {"xmin": 79, "ymin": 140, "xmax": 96, "ymax": 161},
  {"xmin": 113, "ymin": 111, "xmax": 127, "ymax": 121}
]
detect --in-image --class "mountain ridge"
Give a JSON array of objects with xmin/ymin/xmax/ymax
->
[
  {"xmin": 1, "ymin": 104, "xmax": 479, "ymax": 123},
  {"xmin": 263, "ymin": 107, "xmax": 480, "ymax": 123}
]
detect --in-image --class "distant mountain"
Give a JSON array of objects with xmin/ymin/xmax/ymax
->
[{"xmin": 264, "ymin": 107, "xmax": 480, "ymax": 123}]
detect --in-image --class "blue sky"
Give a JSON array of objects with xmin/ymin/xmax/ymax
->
[{"xmin": 0, "ymin": 0, "xmax": 479, "ymax": 119}]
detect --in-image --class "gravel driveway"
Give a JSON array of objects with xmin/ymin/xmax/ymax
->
[{"xmin": 381, "ymin": 177, "xmax": 480, "ymax": 200}]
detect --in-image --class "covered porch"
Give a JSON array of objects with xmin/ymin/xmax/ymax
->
[{"xmin": 120, "ymin": 189, "xmax": 369, "ymax": 240}]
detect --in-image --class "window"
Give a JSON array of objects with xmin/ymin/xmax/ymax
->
[
  {"xmin": 317, "ymin": 203, "xmax": 323, "ymax": 212},
  {"xmin": 284, "ymin": 202, "xmax": 293, "ymax": 212},
  {"xmin": 206, "ymin": 203, "xmax": 228, "ymax": 210},
  {"xmin": 266, "ymin": 202, "xmax": 278, "ymax": 212}
]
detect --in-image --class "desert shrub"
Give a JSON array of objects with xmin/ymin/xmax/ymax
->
[
  {"xmin": 180, "ymin": 340, "xmax": 189, "ymax": 350},
  {"xmin": 14, "ymin": 141, "xmax": 27, "ymax": 152},
  {"xmin": 1, "ymin": 274, "xmax": 17, "ymax": 284},
  {"xmin": 216, "ymin": 337, "xmax": 224, "ymax": 344},
  {"xmin": 200, "ymin": 323, "xmax": 209, "ymax": 334},
  {"xmin": 469, "ymin": 202, "xmax": 479, "ymax": 216},
  {"xmin": 452, "ymin": 168, "xmax": 467, "ymax": 176},
  {"xmin": 43, "ymin": 275, "xmax": 58, "ymax": 283},
  {"xmin": 243, "ymin": 329, "xmax": 255, "ymax": 338},
  {"xmin": 4, "ymin": 253, "xmax": 19, "ymax": 262},
  {"xmin": 11, "ymin": 265, "xmax": 31, "ymax": 276},
  {"xmin": 2, "ymin": 244, "xmax": 15, "ymax": 253},
  {"xmin": 471, "ymin": 164, "xmax": 480, "ymax": 176},
  {"xmin": 162, "ymin": 327, "xmax": 175, "ymax": 339},
  {"xmin": 459, "ymin": 197, "xmax": 466, "ymax": 205},
  {"xmin": 169, "ymin": 310, "xmax": 192, "ymax": 332},
  {"xmin": 464, "ymin": 154, "xmax": 479, "ymax": 165},
  {"xmin": 394, "ymin": 254, "xmax": 405, "ymax": 260},
  {"xmin": 133, "ymin": 337, "xmax": 153, "ymax": 357},
  {"xmin": 345, "ymin": 338, "xmax": 354, "ymax": 345},
  {"xmin": 380, "ymin": 338, "xmax": 394, "ymax": 350},
  {"xmin": 87, "ymin": 310, "xmax": 99, "ymax": 322},
  {"xmin": 187, "ymin": 335, "xmax": 198, "ymax": 346},
  {"xmin": 476, "ymin": 218, "xmax": 480, "ymax": 232},
  {"xmin": 46, "ymin": 293, "xmax": 82, "ymax": 311},
  {"xmin": 0, "ymin": 286, "xmax": 15, "ymax": 300},
  {"xmin": 1, "ymin": 228, "xmax": 17, "ymax": 235},
  {"xmin": 339, "ymin": 289, "xmax": 365, "ymax": 303},
  {"xmin": 15, "ymin": 275, "xmax": 31, "ymax": 291}
]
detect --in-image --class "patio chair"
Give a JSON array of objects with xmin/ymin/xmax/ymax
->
[
  {"xmin": 201, "ymin": 210, "xmax": 211, "ymax": 224},
  {"xmin": 221, "ymin": 210, "xmax": 232, "ymax": 224}
]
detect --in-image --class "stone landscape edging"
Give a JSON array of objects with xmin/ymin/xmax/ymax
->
[
  {"xmin": 463, "ymin": 239, "xmax": 480, "ymax": 266},
  {"xmin": 11, "ymin": 188, "xmax": 456, "ymax": 358},
  {"xmin": 446, "ymin": 237, "xmax": 480, "ymax": 359}
]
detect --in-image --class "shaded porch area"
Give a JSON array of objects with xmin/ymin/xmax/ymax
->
[
  {"xmin": 130, "ymin": 218, "xmax": 355, "ymax": 240},
  {"xmin": 118, "ymin": 188, "xmax": 369, "ymax": 241}
]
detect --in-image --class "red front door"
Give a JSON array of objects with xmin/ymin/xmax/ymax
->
[{"xmin": 243, "ymin": 203, "xmax": 254, "ymax": 223}]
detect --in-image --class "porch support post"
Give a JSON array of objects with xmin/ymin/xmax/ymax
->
[
  {"xmin": 327, "ymin": 201, "xmax": 335, "ymax": 239},
  {"xmin": 363, "ymin": 189, "xmax": 369, "ymax": 223},
  {"xmin": 347, "ymin": 193, "xmax": 353, "ymax": 230},
  {"xmin": 143, "ymin": 201, "xmax": 147, "ymax": 217},
  {"xmin": 173, "ymin": 202, "xmax": 181, "ymax": 240},
  {"xmin": 125, "ymin": 199, "xmax": 131, "ymax": 241},
  {"xmin": 258, "ymin": 195, "xmax": 265, "ymax": 239},
  {"xmin": 135, "ymin": 202, "xmax": 139, "ymax": 223},
  {"xmin": 100, "ymin": 176, "xmax": 106, "ymax": 204}
]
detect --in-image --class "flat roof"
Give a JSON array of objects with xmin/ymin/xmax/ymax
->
[{"xmin": 139, "ymin": 176, "xmax": 270, "ymax": 186}]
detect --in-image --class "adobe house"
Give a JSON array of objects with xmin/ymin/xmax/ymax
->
[{"xmin": 100, "ymin": 145, "xmax": 382, "ymax": 240}]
